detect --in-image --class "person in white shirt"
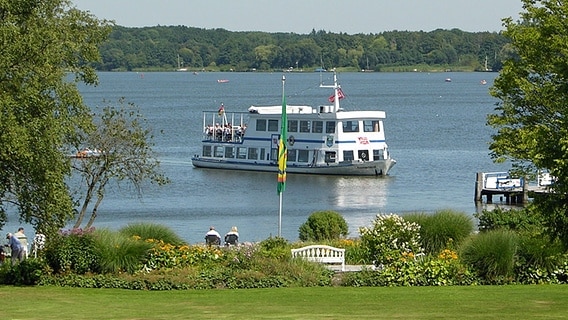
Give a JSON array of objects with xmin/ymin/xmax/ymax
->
[
  {"xmin": 205, "ymin": 226, "xmax": 221, "ymax": 246},
  {"xmin": 224, "ymin": 226, "xmax": 239, "ymax": 246},
  {"xmin": 14, "ymin": 227, "xmax": 28, "ymax": 259}
]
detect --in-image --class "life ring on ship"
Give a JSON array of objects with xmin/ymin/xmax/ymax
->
[
  {"xmin": 360, "ymin": 152, "xmax": 367, "ymax": 161},
  {"xmin": 287, "ymin": 135, "xmax": 295, "ymax": 146}
]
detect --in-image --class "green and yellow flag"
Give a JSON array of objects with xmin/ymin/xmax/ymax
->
[{"xmin": 277, "ymin": 81, "xmax": 287, "ymax": 195}]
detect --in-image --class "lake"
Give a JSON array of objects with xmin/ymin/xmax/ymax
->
[{"xmin": 4, "ymin": 71, "xmax": 511, "ymax": 244}]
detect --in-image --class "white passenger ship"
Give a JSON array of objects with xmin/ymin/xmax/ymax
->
[{"xmin": 191, "ymin": 71, "xmax": 396, "ymax": 176}]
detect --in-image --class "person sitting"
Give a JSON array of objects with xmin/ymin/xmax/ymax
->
[
  {"xmin": 224, "ymin": 226, "xmax": 239, "ymax": 246},
  {"xmin": 205, "ymin": 226, "xmax": 221, "ymax": 246}
]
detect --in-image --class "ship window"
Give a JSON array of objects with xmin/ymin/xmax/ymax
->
[
  {"xmin": 287, "ymin": 149, "xmax": 297, "ymax": 162},
  {"xmin": 298, "ymin": 150, "xmax": 309, "ymax": 162},
  {"xmin": 325, "ymin": 121, "xmax": 336, "ymax": 133},
  {"xmin": 248, "ymin": 148, "xmax": 259, "ymax": 160},
  {"xmin": 260, "ymin": 148, "xmax": 266, "ymax": 160},
  {"xmin": 343, "ymin": 150, "xmax": 354, "ymax": 161},
  {"xmin": 373, "ymin": 149, "xmax": 385, "ymax": 160},
  {"xmin": 202, "ymin": 145, "xmax": 212, "ymax": 157},
  {"xmin": 342, "ymin": 121, "xmax": 359, "ymax": 133},
  {"xmin": 364, "ymin": 120, "xmax": 381, "ymax": 132},
  {"xmin": 300, "ymin": 120, "xmax": 310, "ymax": 132},
  {"xmin": 225, "ymin": 147, "xmax": 234, "ymax": 158},
  {"xmin": 256, "ymin": 119, "xmax": 267, "ymax": 131},
  {"xmin": 288, "ymin": 120, "xmax": 298, "ymax": 132},
  {"xmin": 312, "ymin": 121, "xmax": 323, "ymax": 133},
  {"xmin": 237, "ymin": 147, "xmax": 247, "ymax": 159},
  {"xmin": 268, "ymin": 119, "xmax": 279, "ymax": 132},
  {"xmin": 214, "ymin": 146, "xmax": 224, "ymax": 158}
]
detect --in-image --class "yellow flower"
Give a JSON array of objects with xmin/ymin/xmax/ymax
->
[{"xmin": 439, "ymin": 249, "xmax": 458, "ymax": 260}]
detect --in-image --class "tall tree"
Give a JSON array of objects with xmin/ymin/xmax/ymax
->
[
  {"xmin": 488, "ymin": 0, "xmax": 568, "ymax": 246},
  {"xmin": 0, "ymin": 0, "xmax": 111, "ymax": 235},
  {"xmin": 70, "ymin": 101, "xmax": 169, "ymax": 229}
]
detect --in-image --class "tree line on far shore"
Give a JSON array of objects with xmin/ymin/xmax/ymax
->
[{"xmin": 97, "ymin": 25, "xmax": 512, "ymax": 72}]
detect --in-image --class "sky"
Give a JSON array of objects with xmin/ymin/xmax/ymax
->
[{"xmin": 71, "ymin": 0, "xmax": 523, "ymax": 34}]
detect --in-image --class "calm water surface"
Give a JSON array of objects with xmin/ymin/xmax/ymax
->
[{"xmin": 4, "ymin": 71, "xmax": 511, "ymax": 243}]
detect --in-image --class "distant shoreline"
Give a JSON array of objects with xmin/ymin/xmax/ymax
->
[{"xmin": 101, "ymin": 68, "xmax": 498, "ymax": 73}]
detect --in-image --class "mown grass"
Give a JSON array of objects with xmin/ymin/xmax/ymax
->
[{"xmin": 2, "ymin": 285, "xmax": 567, "ymax": 319}]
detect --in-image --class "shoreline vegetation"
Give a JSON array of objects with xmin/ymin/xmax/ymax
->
[
  {"xmin": 112, "ymin": 65, "xmax": 493, "ymax": 73},
  {"xmin": 96, "ymin": 26, "xmax": 507, "ymax": 73}
]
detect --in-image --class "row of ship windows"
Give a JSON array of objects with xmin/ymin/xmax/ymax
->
[
  {"xmin": 256, "ymin": 119, "xmax": 381, "ymax": 134},
  {"xmin": 202, "ymin": 146, "xmax": 387, "ymax": 162}
]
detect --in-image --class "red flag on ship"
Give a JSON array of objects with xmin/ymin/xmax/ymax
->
[{"xmin": 328, "ymin": 88, "xmax": 345, "ymax": 102}]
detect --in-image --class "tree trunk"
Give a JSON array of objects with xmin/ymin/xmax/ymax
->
[{"xmin": 85, "ymin": 193, "xmax": 104, "ymax": 229}]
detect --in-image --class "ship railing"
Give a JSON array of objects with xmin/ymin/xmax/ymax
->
[{"xmin": 201, "ymin": 111, "xmax": 248, "ymax": 143}]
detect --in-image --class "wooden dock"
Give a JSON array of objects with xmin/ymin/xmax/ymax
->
[{"xmin": 474, "ymin": 172, "xmax": 550, "ymax": 204}]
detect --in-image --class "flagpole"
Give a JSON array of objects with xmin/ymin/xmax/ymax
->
[{"xmin": 278, "ymin": 190, "xmax": 282, "ymax": 237}]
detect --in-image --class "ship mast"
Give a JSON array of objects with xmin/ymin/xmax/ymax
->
[{"xmin": 320, "ymin": 69, "xmax": 341, "ymax": 112}]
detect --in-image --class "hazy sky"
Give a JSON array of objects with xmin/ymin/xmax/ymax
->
[{"xmin": 71, "ymin": 0, "xmax": 523, "ymax": 34}]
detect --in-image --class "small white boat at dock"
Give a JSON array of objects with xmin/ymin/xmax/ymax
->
[{"xmin": 191, "ymin": 71, "xmax": 396, "ymax": 176}]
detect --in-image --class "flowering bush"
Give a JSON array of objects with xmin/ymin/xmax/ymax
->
[
  {"xmin": 359, "ymin": 213, "xmax": 423, "ymax": 267},
  {"xmin": 44, "ymin": 228, "xmax": 99, "ymax": 274},
  {"xmin": 342, "ymin": 248, "xmax": 478, "ymax": 287},
  {"xmin": 143, "ymin": 239, "xmax": 224, "ymax": 271}
]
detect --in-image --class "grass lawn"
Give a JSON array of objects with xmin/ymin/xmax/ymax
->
[{"xmin": 2, "ymin": 285, "xmax": 567, "ymax": 319}]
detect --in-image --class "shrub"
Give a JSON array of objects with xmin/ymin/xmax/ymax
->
[
  {"xmin": 44, "ymin": 228, "xmax": 99, "ymax": 274},
  {"xmin": 515, "ymin": 232, "xmax": 567, "ymax": 284},
  {"xmin": 474, "ymin": 207, "xmax": 544, "ymax": 233},
  {"xmin": 0, "ymin": 258, "xmax": 46, "ymax": 285},
  {"xmin": 359, "ymin": 213, "xmax": 423, "ymax": 267},
  {"xmin": 405, "ymin": 209, "xmax": 474, "ymax": 255},
  {"xmin": 144, "ymin": 242, "xmax": 225, "ymax": 270},
  {"xmin": 258, "ymin": 236, "xmax": 291, "ymax": 260},
  {"xmin": 93, "ymin": 229, "xmax": 154, "ymax": 274},
  {"xmin": 332, "ymin": 238, "xmax": 368, "ymax": 265},
  {"xmin": 459, "ymin": 229, "xmax": 518, "ymax": 283},
  {"xmin": 119, "ymin": 222, "xmax": 186, "ymax": 246},
  {"xmin": 299, "ymin": 210, "xmax": 348, "ymax": 241},
  {"xmin": 341, "ymin": 250, "xmax": 478, "ymax": 287}
]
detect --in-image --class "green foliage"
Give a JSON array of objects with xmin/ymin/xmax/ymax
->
[
  {"xmin": 298, "ymin": 210, "xmax": 348, "ymax": 241},
  {"xmin": 119, "ymin": 222, "xmax": 185, "ymax": 246},
  {"xmin": 333, "ymin": 239, "xmax": 368, "ymax": 265},
  {"xmin": 0, "ymin": 258, "xmax": 47, "ymax": 285},
  {"xmin": 514, "ymin": 232, "xmax": 568, "ymax": 284},
  {"xmin": 258, "ymin": 236, "xmax": 291, "ymax": 260},
  {"xmin": 44, "ymin": 228, "xmax": 99, "ymax": 274},
  {"xmin": 405, "ymin": 210, "xmax": 474, "ymax": 255},
  {"xmin": 342, "ymin": 250, "xmax": 477, "ymax": 287},
  {"xmin": 39, "ymin": 240, "xmax": 332, "ymax": 290},
  {"xmin": 488, "ymin": 0, "xmax": 568, "ymax": 247},
  {"xmin": 474, "ymin": 207, "xmax": 544, "ymax": 233},
  {"xmin": 92, "ymin": 229, "xmax": 153, "ymax": 274},
  {"xmin": 144, "ymin": 242, "xmax": 224, "ymax": 270},
  {"xmin": 359, "ymin": 214, "xmax": 423, "ymax": 266},
  {"xmin": 459, "ymin": 230, "xmax": 518, "ymax": 283},
  {"xmin": 0, "ymin": 0, "xmax": 111, "ymax": 235}
]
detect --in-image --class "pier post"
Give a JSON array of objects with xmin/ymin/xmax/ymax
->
[
  {"xmin": 474, "ymin": 172, "xmax": 483, "ymax": 202},
  {"xmin": 522, "ymin": 177, "xmax": 528, "ymax": 204}
]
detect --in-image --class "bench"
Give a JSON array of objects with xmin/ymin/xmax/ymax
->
[{"xmin": 291, "ymin": 245, "xmax": 345, "ymax": 271}]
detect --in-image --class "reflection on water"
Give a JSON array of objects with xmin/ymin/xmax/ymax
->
[{"xmin": 292, "ymin": 174, "xmax": 391, "ymax": 209}]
